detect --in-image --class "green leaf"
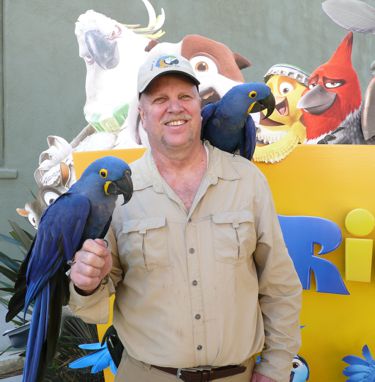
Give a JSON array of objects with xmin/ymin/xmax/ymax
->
[
  {"xmin": 0, "ymin": 233, "xmax": 20, "ymax": 246},
  {"xmin": 0, "ymin": 265, "xmax": 17, "ymax": 282},
  {"xmin": 0, "ymin": 251, "xmax": 21, "ymax": 272},
  {"xmin": 0, "ymin": 287, "xmax": 14, "ymax": 293},
  {"xmin": 8, "ymin": 221, "xmax": 33, "ymax": 251}
]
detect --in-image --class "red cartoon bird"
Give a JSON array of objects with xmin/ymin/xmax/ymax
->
[{"xmin": 298, "ymin": 32, "xmax": 362, "ymax": 143}]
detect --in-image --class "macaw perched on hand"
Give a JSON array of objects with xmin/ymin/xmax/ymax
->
[
  {"xmin": 343, "ymin": 345, "xmax": 375, "ymax": 381},
  {"xmin": 6, "ymin": 156, "xmax": 133, "ymax": 382},
  {"xmin": 201, "ymin": 82, "xmax": 275, "ymax": 160}
]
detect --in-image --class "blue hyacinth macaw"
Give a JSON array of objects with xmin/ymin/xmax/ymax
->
[
  {"xmin": 201, "ymin": 82, "xmax": 275, "ymax": 160},
  {"xmin": 343, "ymin": 345, "xmax": 375, "ymax": 381},
  {"xmin": 6, "ymin": 156, "xmax": 133, "ymax": 382}
]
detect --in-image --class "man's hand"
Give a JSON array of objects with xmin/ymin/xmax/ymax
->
[
  {"xmin": 70, "ymin": 238, "xmax": 112, "ymax": 295},
  {"xmin": 251, "ymin": 372, "xmax": 276, "ymax": 382}
]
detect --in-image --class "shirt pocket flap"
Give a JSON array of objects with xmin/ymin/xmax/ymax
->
[
  {"xmin": 212, "ymin": 211, "xmax": 254, "ymax": 226},
  {"xmin": 123, "ymin": 216, "xmax": 167, "ymax": 234}
]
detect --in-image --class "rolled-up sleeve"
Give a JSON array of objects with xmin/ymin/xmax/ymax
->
[{"xmin": 252, "ymin": 175, "xmax": 302, "ymax": 381}]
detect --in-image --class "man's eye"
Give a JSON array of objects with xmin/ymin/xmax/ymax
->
[
  {"xmin": 153, "ymin": 97, "xmax": 166, "ymax": 104},
  {"xmin": 180, "ymin": 94, "xmax": 192, "ymax": 100}
]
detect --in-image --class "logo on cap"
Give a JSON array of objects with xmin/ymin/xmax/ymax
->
[{"xmin": 154, "ymin": 55, "xmax": 180, "ymax": 69}]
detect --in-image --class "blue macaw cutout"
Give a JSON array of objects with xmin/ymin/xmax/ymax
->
[
  {"xmin": 279, "ymin": 215, "xmax": 349, "ymax": 295},
  {"xmin": 290, "ymin": 355, "xmax": 310, "ymax": 382}
]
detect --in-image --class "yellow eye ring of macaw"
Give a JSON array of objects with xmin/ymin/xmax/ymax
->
[
  {"xmin": 247, "ymin": 91, "xmax": 258, "ymax": 114},
  {"xmin": 99, "ymin": 168, "xmax": 108, "ymax": 178}
]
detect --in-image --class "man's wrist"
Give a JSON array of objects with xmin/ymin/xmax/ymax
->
[{"xmin": 73, "ymin": 275, "xmax": 109, "ymax": 296}]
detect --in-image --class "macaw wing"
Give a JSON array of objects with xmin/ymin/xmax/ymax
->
[
  {"xmin": 201, "ymin": 102, "xmax": 218, "ymax": 140},
  {"xmin": 241, "ymin": 115, "xmax": 257, "ymax": 160},
  {"xmin": 24, "ymin": 192, "xmax": 91, "ymax": 308}
]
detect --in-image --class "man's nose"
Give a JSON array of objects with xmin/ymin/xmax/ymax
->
[{"xmin": 167, "ymin": 99, "xmax": 184, "ymax": 113}]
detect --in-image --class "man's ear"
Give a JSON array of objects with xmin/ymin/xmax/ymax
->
[{"xmin": 138, "ymin": 104, "xmax": 144, "ymax": 121}]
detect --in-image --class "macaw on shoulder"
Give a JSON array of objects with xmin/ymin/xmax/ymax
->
[
  {"xmin": 201, "ymin": 82, "xmax": 275, "ymax": 160},
  {"xmin": 298, "ymin": 32, "xmax": 362, "ymax": 143}
]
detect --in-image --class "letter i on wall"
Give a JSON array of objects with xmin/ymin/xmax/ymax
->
[{"xmin": 345, "ymin": 208, "xmax": 375, "ymax": 282}]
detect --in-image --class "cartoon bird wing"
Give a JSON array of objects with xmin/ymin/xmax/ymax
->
[
  {"xmin": 343, "ymin": 345, "xmax": 375, "ymax": 381},
  {"xmin": 322, "ymin": 0, "xmax": 375, "ymax": 34},
  {"xmin": 69, "ymin": 342, "xmax": 117, "ymax": 375}
]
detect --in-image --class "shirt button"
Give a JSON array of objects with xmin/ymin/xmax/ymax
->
[
  {"xmin": 195, "ymin": 314, "xmax": 201, "ymax": 320},
  {"xmin": 188, "ymin": 218, "xmax": 192, "ymax": 223},
  {"xmin": 197, "ymin": 345, "xmax": 203, "ymax": 351},
  {"xmin": 192, "ymin": 280, "xmax": 198, "ymax": 286},
  {"xmin": 189, "ymin": 248, "xmax": 195, "ymax": 254}
]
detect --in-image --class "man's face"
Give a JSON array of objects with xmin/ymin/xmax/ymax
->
[{"xmin": 138, "ymin": 74, "xmax": 202, "ymax": 154}]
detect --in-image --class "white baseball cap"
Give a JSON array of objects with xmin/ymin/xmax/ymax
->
[{"xmin": 137, "ymin": 53, "xmax": 200, "ymax": 95}]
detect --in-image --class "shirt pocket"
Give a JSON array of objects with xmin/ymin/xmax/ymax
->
[
  {"xmin": 121, "ymin": 216, "xmax": 169, "ymax": 271},
  {"xmin": 211, "ymin": 210, "xmax": 256, "ymax": 264}
]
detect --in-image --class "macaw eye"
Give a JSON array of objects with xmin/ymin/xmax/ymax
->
[
  {"xmin": 189, "ymin": 55, "xmax": 218, "ymax": 74},
  {"xmin": 279, "ymin": 81, "xmax": 294, "ymax": 95},
  {"xmin": 249, "ymin": 91, "xmax": 257, "ymax": 98},
  {"xmin": 99, "ymin": 169, "xmax": 108, "ymax": 178}
]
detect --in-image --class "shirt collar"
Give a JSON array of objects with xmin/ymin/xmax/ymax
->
[{"xmin": 131, "ymin": 142, "xmax": 241, "ymax": 192}]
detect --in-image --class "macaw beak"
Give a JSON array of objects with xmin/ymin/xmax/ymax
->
[
  {"xmin": 248, "ymin": 93, "xmax": 276, "ymax": 118},
  {"xmin": 106, "ymin": 169, "xmax": 133, "ymax": 205},
  {"xmin": 297, "ymin": 84, "xmax": 336, "ymax": 115},
  {"xmin": 85, "ymin": 30, "xmax": 120, "ymax": 70}
]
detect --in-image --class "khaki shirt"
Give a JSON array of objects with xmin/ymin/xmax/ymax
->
[{"xmin": 69, "ymin": 143, "xmax": 302, "ymax": 382}]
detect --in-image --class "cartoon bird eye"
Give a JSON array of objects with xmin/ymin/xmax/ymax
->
[
  {"xmin": 189, "ymin": 55, "xmax": 218, "ymax": 75},
  {"xmin": 292, "ymin": 359, "xmax": 303, "ymax": 369},
  {"xmin": 125, "ymin": 169, "xmax": 131, "ymax": 176},
  {"xmin": 325, "ymin": 81, "xmax": 343, "ymax": 89},
  {"xmin": 279, "ymin": 81, "xmax": 294, "ymax": 95},
  {"xmin": 249, "ymin": 91, "xmax": 257, "ymax": 98},
  {"xmin": 308, "ymin": 83, "xmax": 317, "ymax": 90},
  {"xmin": 99, "ymin": 169, "xmax": 108, "ymax": 178},
  {"xmin": 43, "ymin": 191, "xmax": 61, "ymax": 206}
]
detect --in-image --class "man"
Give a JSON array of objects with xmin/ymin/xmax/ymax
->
[{"xmin": 69, "ymin": 52, "xmax": 302, "ymax": 382}]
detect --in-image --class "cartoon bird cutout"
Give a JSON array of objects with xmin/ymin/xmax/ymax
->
[
  {"xmin": 290, "ymin": 355, "xmax": 310, "ymax": 382},
  {"xmin": 322, "ymin": 0, "xmax": 375, "ymax": 144},
  {"xmin": 298, "ymin": 32, "xmax": 362, "ymax": 143},
  {"xmin": 201, "ymin": 82, "xmax": 275, "ymax": 160},
  {"xmin": 343, "ymin": 345, "xmax": 375, "ymax": 381},
  {"xmin": 254, "ymin": 64, "xmax": 309, "ymax": 163},
  {"xmin": 6, "ymin": 156, "xmax": 133, "ymax": 382}
]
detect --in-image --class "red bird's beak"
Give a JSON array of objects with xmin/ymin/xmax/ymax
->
[{"xmin": 297, "ymin": 85, "xmax": 336, "ymax": 115}]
